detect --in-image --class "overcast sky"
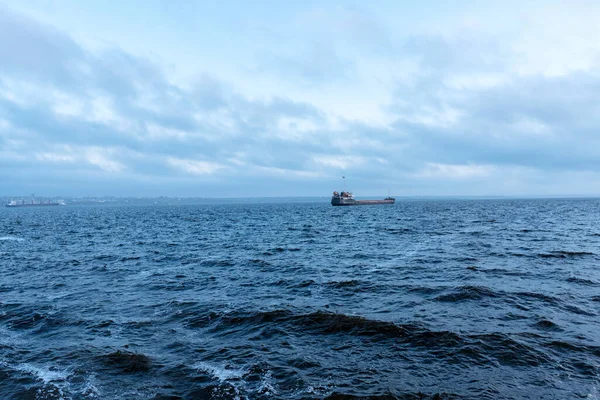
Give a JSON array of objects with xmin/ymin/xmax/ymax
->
[{"xmin": 1, "ymin": 1, "xmax": 599, "ymax": 197}]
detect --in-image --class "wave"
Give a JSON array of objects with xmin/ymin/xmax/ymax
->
[
  {"xmin": 94, "ymin": 254, "xmax": 119, "ymax": 262},
  {"xmin": 466, "ymin": 230, "xmax": 485, "ymax": 236},
  {"xmin": 382, "ymin": 227, "xmax": 414, "ymax": 235},
  {"xmin": 412, "ymin": 257, "xmax": 444, "ymax": 264},
  {"xmin": 210, "ymin": 310, "xmax": 470, "ymax": 359},
  {"xmin": 352, "ymin": 253, "xmax": 371, "ymax": 260},
  {"xmin": 202, "ymin": 308, "xmax": 550, "ymax": 367},
  {"xmin": 404, "ymin": 285, "xmax": 444, "ymax": 295},
  {"xmin": 249, "ymin": 258, "xmax": 271, "ymax": 267},
  {"xmin": 0, "ymin": 285, "xmax": 12, "ymax": 293},
  {"xmin": 532, "ymin": 319, "xmax": 562, "ymax": 331},
  {"xmin": 454, "ymin": 256, "xmax": 478, "ymax": 262},
  {"xmin": 296, "ymin": 279, "xmax": 315, "ymax": 288},
  {"xmin": 506, "ymin": 252, "xmax": 532, "ymax": 258},
  {"xmin": 0, "ymin": 361, "xmax": 73, "ymax": 399},
  {"xmin": 268, "ymin": 247, "xmax": 301, "ymax": 253},
  {"xmin": 120, "ymin": 255, "xmax": 142, "ymax": 261},
  {"xmin": 16, "ymin": 363, "xmax": 70, "ymax": 384},
  {"xmin": 0, "ymin": 236, "xmax": 24, "ymax": 241},
  {"xmin": 435, "ymin": 285, "xmax": 500, "ymax": 302},
  {"xmin": 186, "ymin": 383, "xmax": 243, "ymax": 399},
  {"xmin": 89, "ymin": 319, "xmax": 115, "ymax": 329},
  {"xmin": 295, "ymin": 311, "xmax": 411, "ymax": 338},
  {"xmin": 208, "ymin": 309, "xmax": 410, "ymax": 340},
  {"xmin": 324, "ymin": 280, "xmax": 382, "ymax": 292},
  {"xmin": 325, "ymin": 391, "xmax": 461, "ymax": 399},
  {"xmin": 510, "ymin": 291, "xmax": 560, "ymax": 306},
  {"xmin": 200, "ymin": 259, "xmax": 235, "ymax": 267},
  {"xmin": 499, "ymin": 312, "xmax": 528, "ymax": 321},
  {"xmin": 566, "ymin": 276, "xmax": 599, "ymax": 286},
  {"xmin": 101, "ymin": 350, "xmax": 152, "ymax": 373},
  {"xmin": 561, "ymin": 304, "xmax": 596, "ymax": 316},
  {"xmin": 537, "ymin": 251, "xmax": 595, "ymax": 259},
  {"xmin": 473, "ymin": 333, "xmax": 550, "ymax": 367},
  {"xmin": 545, "ymin": 341, "xmax": 600, "ymax": 358},
  {"xmin": 326, "ymin": 280, "xmax": 361, "ymax": 288},
  {"xmin": 569, "ymin": 361, "xmax": 599, "ymax": 377},
  {"xmin": 476, "ymin": 268, "xmax": 528, "ymax": 277},
  {"xmin": 188, "ymin": 361, "xmax": 279, "ymax": 398},
  {"xmin": 194, "ymin": 361, "xmax": 246, "ymax": 382},
  {"xmin": 0, "ymin": 303, "xmax": 70, "ymax": 332}
]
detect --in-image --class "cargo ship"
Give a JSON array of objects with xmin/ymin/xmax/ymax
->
[
  {"xmin": 331, "ymin": 191, "xmax": 395, "ymax": 206},
  {"xmin": 5, "ymin": 199, "xmax": 66, "ymax": 208}
]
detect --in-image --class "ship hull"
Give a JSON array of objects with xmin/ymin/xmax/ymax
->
[
  {"xmin": 5, "ymin": 203, "xmax": 61, "ymax": 208},
  {"xmin": 331, "ymin": 198, "xmax": 395, "ymax": 206}
]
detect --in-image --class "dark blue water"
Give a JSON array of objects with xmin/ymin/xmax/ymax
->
[{"xmin": 1, "ymin": 199, "xmax": 600, "ymax": 399}]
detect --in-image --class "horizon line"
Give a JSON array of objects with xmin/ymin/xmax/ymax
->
[{"xmin": 2, "ymin": 194, "xmax": 600, "ymax": 200}]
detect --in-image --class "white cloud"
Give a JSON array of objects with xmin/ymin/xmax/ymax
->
[
  {"xmin": 512, "ymin": 117, "xmax": 550, "ymax": 136},
  {"xmin": 0, "ymin": 77, "xmax": 46, "ymax": 108},
  {"xmin": 0, "ymin": 117, "xmax": 10, "ymax": 130},
  {"xmin": 85, "ymin": 147, "xmax": 124, "ymax": 172},
  {"xmin": 397, "ymin": 106, "xmax": 465, "ymax": 129},
  {"xmin": 89, "ymin": 95, "xmax": 119, "ymax": 125},
  {"xmin": 445, "ymin": 74, "xmax": 509, "ymax": 91},
  {"xmin": 192, "ymin": 109, "xmax": 237, "ymax": 138},
  {"xmin": 251, "ymin": 165, "xmax": 324, "ymax": 179},
  {"xmin": 415, "ymin": 163, "xmax": 494, "ymax": 179},
  {"xmin": 35, "ymin": 151, "xmax": 76, "ymax": 162},
  {"xmin": 275, "ymin": 116, "xmax": 320, "ymax": 140},
  {"xmin": 51, "ymin": 90, "xmax": 85, "ymax": 117},
  {"xmin": 511, "ymin": 4, "xmax": 600, "ymax": 77},
  {"xmin": 2, "ymin": 2, "xmax": 600, "ymax": 196},
  {"xmin": 311, "ymin": 155, "xmax": 365, "ymax": 170},
  {"xmin": 144, "ymin": 123, "xmax": 189, "ymax": 141},
  {"xmin": 166, "ymin": 157, "xmax": 224, "ymax": 175}
]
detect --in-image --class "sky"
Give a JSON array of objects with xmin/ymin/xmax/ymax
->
[{"xmin": 1, "ymin": 0, "xmax": 600, "ymax": 197}]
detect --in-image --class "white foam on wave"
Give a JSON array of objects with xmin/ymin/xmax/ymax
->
[
  {"xmin": 18, "ymin": 363, "xmax": 70, "ymax": 384},
  {"xmin": 80, "ymin": 373, "xmax": 101, "ymax": 398},
  {"xmin": 587, "ymin": 386, "xmax": 599, "ymax": 399},
  {"xmin": 194, "ymin": 361, "xmax": 245, "ymax": 400},
  {"xmin": 257, "ymin": 369, "xmax": 278, "ymax": 396},
  {"xmin": 194, "ymin": 361, "xmax": 278, "ymax": 398},
  {"xmin": 5, "ymin": 363, "xmax": 73, "ymax": 400},
  {"xmin": 0, "ymin": 326, "xmax": 26, "ymax": 347},
  {"xmin": 9, "ymin": 361, "xmax": 101, "ymax": 399},
  {"xmin": 0, "ymin": 236, "xmax": 24, "ymax": 242},
  {"xmin": 136, "ymin": 268, "xmax": 165, "ymax": 278},
  {"xmin": 194, "ymin": 361, "xmax": 246, "ymax": 382}
]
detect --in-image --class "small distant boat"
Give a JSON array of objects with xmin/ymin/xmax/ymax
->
[
  {"xmin": 331, "ymin": 191, "xmax": 395, "ymax": 206},
  {"xmin": 5, "ymin": 199, "xmax": 66, "ymax": 208}
]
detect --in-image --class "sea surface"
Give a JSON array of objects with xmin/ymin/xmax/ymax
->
[{"xmin": 1, "ymin": 198, "xmax": 600, "ymax": 399}]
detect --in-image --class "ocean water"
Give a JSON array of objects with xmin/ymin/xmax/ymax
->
[{"xmin": 1, "ymin": 198, "xmax": 600, "ymax": 399}]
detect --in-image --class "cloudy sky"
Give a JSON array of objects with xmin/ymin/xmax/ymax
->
[{"xmin": 1, "ymin": 1, "xmax": 599, "ymax": 197}]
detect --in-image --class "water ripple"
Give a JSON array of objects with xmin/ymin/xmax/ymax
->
[{"xmin": 1, "ymin": 199, "xmax": 599, "ymax": 399}]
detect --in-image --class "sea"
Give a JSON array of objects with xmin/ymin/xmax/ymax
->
[{"xmin": 1, "ymin": 198, "xmax": 599, "ymax": 399}]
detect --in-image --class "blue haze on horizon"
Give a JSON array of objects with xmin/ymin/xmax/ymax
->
[{"xmin": 1, "ymin": 0, "xmax": 599, "ymax": 197}]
